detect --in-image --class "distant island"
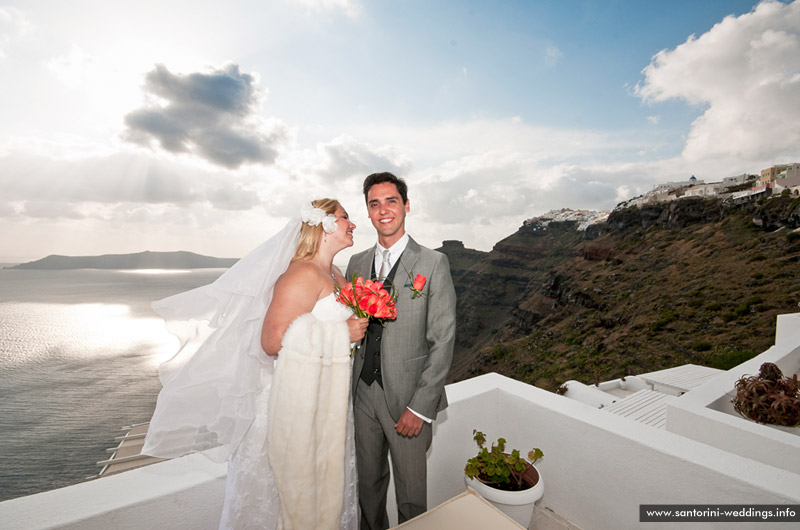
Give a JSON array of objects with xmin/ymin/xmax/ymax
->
[{"xmin": 9, "ymin": 251, "xmax": 239, "ymax": 270}]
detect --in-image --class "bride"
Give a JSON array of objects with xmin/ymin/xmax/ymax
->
[{"xmin": 141, "ymin": 199, "xmax": 368, "ymax": 530}]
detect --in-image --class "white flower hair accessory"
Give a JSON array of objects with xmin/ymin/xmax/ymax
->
[{"xmin": 301, "ymin": 203, "xmax": 338, "ymax": 234}]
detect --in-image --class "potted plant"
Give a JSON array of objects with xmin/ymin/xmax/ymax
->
[
  {"xmin": 731, "ymin": 362, "xmax": 800, "ymax": 427},
  {"xmin": 464, "ymin": 429, "xmax": 544, "ymax": 527}
]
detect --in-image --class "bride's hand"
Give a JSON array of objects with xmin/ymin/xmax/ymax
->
[{"xmin": 347, "ymin": 315, "xmax": 368, "ymax": 342}]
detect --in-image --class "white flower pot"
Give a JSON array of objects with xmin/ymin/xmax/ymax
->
[{"xmin": 464, "ymin": 464, "xmax": 544, "ymax": 528}]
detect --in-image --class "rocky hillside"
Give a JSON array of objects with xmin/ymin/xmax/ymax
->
[{"xmin": 441, "ymin": 195, "xmax": 800, "ymax": 391}]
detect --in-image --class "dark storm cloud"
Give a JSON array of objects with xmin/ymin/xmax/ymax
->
[{"xmin": 123, "ymin": 64, "xmax": 288, "ymax": 169}]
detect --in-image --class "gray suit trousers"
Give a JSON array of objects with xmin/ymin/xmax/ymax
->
[{"xmin": 355, "ymin": 379, "xmax": 432, "ymax": 530}]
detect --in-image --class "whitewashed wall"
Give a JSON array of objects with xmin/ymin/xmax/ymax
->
[{"xmin": 438, "ymin": 374, "xmax": 800, "ymax": 530}]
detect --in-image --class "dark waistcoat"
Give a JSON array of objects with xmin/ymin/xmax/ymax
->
[{"xmin": 359, "ymin": 255, "xmax": 402, "ymax": 386}]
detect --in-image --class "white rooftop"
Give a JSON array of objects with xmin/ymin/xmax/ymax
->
[
  {"xmin": 563, "ymin": 364, "xmax": 726, "ymax": 430},
  {"xmin": 602, "ymin": 389, "xmax": 675, "ymax": 429},
  {"xmin": 637, "ymin": 363, "xmax": 724, "ymax": 394}
]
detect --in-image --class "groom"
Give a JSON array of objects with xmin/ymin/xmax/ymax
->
[{"xmin": 347, "ymin": 172, "xmax": 457, "ymax": 529}]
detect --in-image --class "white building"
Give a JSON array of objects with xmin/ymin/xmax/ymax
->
[
  {"xmin": 524, "ymin": 209, "xmax": 610, "ymax": 232},
  {"xmin": 683, "ymin": 183, "xmax": 722, "ymax": 198},
  {"xmin": 778, "ymin": 163, "xmax": 800, "ymax": 181},
  {"xmin": 773, "ymin": 164, "xmax": 800, "ymax": 195},
  {"xmin": 721, "ymin": 173, "xmax": 753, "ymax": 187}
]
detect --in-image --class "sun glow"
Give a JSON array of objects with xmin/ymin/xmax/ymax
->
[
  {"xmin": 67, "ymin": 303, "xmax": 176, "ymax": 363},
  {"xmin": 0, "ymin": 302, "xmax": 177, "ymax": 369}
]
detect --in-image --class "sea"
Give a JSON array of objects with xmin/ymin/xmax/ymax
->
[{"xmin": 0, "ymin": 265, "xmax": 226, "ymax": 502}]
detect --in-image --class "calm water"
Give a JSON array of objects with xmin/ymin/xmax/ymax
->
[{"xmin": 0, "ymin": 266, "xmax": 225, "ymax": 502}]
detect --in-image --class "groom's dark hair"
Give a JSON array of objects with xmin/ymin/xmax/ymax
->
[{"xmin": 363, "ymin": 172, "xmax": 408, "ymax": 204}]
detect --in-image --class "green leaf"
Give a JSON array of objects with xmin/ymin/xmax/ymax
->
[
  {"xmin": 528, "ymin": 448, "xmax": 544, "ymax": 462},
  {"xmin": 465, "ymin": 430, "xmax": 543, "ymax": 486},
  {"xmin": 473, "ymin": 430, "xmax": 486, "ymax": 448}
]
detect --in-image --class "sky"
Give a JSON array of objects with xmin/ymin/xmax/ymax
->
[{"xmin": 1, "ymin": 0, "xmax": 799, "ymax": 261}]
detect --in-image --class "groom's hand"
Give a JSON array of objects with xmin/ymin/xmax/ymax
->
[{"xmin": 395, "ymin": 408, "xmax": 423, "ymax": 437}]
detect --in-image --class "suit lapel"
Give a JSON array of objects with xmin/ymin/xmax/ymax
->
[
  {"xmin": 351, "ymin": 245, "xmax": 377, "ymax": 281},
  {"xmin": 395, "ymin": 237, "xmax": 421, "ymax": 309},
  {"xmin": 400, "ymin": 236, "xmax": 421, "ymax": 270}
]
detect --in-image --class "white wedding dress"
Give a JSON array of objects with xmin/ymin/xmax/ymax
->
[
  {"xmin": 219, "ymin": 294, "xmax": 359, "ymax": 530},
  {"xmin": 142, "ymin": 218, "xmax": 359, "ymax": 529}
]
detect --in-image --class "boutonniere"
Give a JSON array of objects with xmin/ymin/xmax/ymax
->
[
  {"xmin": 400, "ymin": 263, "xmax": 427, "ymax": 299},
  {"xmin": 408, "ymin": 274, "xmax": 427, "ymax": 299}
]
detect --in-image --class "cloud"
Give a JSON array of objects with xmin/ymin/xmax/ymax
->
[
  {"xmin": 0, "ymin": 201, "xmax": 17, "ymax": 217},
  {"xmin": 636, "ymin": 0, "xmax": 800, "ymax": 166},
  {"xmin": 123, "ymin": 64, "xmax": 289, "ymax": 169},
  {"xmin": 0, "ymin": 151, "xmax": 266, "ymax": 221},
  {"xmin": 312, "ymin": 134, "xmax": 412, "ymax": 182},
  {"xmin": 16, "ymin": 0, "xmax": 795, "ymax": 256},
  {"xmin": 46, "ymin": 45, "xmax": 95, "ymax": 89},
  {"xmin": 400, "ymin": 152, "xmax": 691, "ymax": 250},
  {"xmin": 343, "ymin": 116, "xmax": 663, "ymax": 174},
  {"xmin": 22, "ymin": 200, "xmax": 86, "ymax": 220},
  {"xmin": 287, "ymin": 0, "xmax": 362, "ymax": 17},
  {"xmin": 1, "ymin": 102, "xmax": 694, "ymax": 255},
  {"xmin": 208, "ymin": 185, "xmax": 261, "ymax": 211},
  {"xmin": 0, "ymin": 7, "xmax": 31, "ymax": 59},
  {"xmin": 414, "ymin": 153, "xmax": 648, "ymax": 228},
  {"xmin": 301, "ymin": 116, "xmax": 688, "ymax": 251},
  {"xmin": 403, "ymin": 161, "xmax": 590, "ymax": 251},
  {"xmin": 544, "ymin": 45, "xmax": 563, "ymax": 67}
]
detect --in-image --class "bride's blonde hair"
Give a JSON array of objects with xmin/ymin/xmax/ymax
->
[{"xmin": 292, "ymin": 198, "xmax": 341, "ymax": 262}]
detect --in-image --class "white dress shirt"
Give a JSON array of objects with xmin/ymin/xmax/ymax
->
[{"xmin": 374, "ymin": 233, "xmax": 409, "ymax": 277}]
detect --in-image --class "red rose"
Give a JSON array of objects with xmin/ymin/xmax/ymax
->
[
  {"xmin": 407, "ymin": 273, "xmax": 427, "ymax": 299},
  {"xmin": 337, "ymin": 285, "xmax": 355, "ymax": 305}
]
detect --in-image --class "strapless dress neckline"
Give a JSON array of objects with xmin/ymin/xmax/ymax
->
[{"xmin": 311, "ymin": 292, "xmax": 352, "ymax": 321}]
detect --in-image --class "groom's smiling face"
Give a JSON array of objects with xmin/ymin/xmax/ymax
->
[{"xmin": 367, "ymin": 181, "xmax": 410, "ymax": 247}]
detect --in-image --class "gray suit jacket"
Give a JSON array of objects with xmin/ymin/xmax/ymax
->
[{"xmin": 347, "ymin": 236, "xmax": 457, "ymax": 421}]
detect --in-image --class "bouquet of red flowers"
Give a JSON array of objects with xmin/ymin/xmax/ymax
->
[{"xmin": 335, "ymin": 276, "xmax": 398, "ymax": 321}]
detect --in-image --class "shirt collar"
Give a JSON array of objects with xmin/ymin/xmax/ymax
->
[{"xmin": 376, "ymin": 232, "xmax": 409, "ymax": 261}]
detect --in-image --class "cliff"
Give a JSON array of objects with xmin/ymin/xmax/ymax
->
[{"xmin": 443, "ymin": 195, "xmax": 800, "ymax": 391}]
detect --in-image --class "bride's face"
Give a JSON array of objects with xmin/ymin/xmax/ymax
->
[{"xmin": 327, "ymin": 205, "xmax": 356, "ymax": 250}]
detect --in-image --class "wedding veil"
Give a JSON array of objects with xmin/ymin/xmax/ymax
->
[{"xmin": 141, "ymin": 218, "xmax": 301, "ymax": 462}]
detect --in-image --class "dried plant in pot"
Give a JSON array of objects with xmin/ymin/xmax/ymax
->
[
  {"xmin": 464, "ymin": 430, "xmax": 544, "ymax": 527},
  {"xmin": 731, "ymin": 362, "xmax": 800, "ymax": 427}
]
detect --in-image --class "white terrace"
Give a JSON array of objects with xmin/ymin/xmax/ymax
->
[{"xmin": 1, "ymin": 314, "xmax": 799, "ymax": 529}]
